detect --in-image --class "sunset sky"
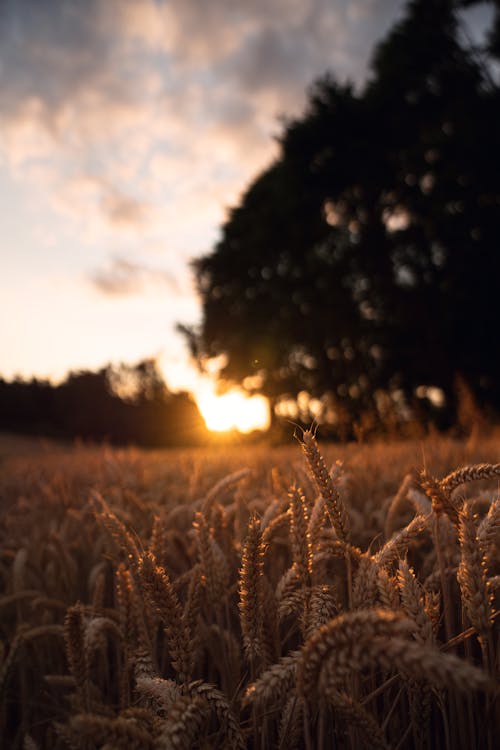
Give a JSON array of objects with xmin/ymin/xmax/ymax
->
[{"xmin": 0, "ymin": 0, "xmax": 490, "ymax": 405}]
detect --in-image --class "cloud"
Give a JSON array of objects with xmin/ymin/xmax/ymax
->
[
  {"xmin": 0, "ymin": 0, "xmax": 409, "ymax": 270},
  {"xmin": 0, "ymin": 1, "xmax": 405, "ymax": 150},
  {"xmin": 100, "ymin": 187, "xmax": 149, "ymax": 227},
  {"xmin": 0, "ymin": 1, "xmax": 119, "ymax": 125},
  {"xmin": 42, "ymin": 173, "xmax": 150, "ymax": 240},
  {"xmin": 89, "ymin": 257, "xmax": 181, "ymax": 297}
]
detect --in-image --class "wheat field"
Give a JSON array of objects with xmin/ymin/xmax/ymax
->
[{"xmin": 0, "ymin": 431, "xmax": 499, "ymax": 749}]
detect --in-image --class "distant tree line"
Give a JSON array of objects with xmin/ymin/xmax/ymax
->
[
  {"xmin": 0, "ymin": 360, "xmax": 207, "ymax": 447},
  {"xmin": 184, "ymin": 0, "xmax": 500, "ymax": 437}
]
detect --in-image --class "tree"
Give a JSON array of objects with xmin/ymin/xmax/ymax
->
[
  {"xmin": 0, "ymin": 360, "xmax": 207, "ymax": 447},
  {"xmin": 187, "ymin": 0, "xmax": 500, "ymax": 429}
]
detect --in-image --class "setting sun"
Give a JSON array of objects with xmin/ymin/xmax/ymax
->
[{"xmin": 196, "ymin": 385, "xmax": 270, "ymax": 433}]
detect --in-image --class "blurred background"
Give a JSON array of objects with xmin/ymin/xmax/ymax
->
[{"xmin": 1, "ymin": 0, "xmax": 499, "ymax": 445}]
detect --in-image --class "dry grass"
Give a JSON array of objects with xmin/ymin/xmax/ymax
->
[{"xmin": 0, "ymin": 431, "xmax": 499, "ymax": 748}]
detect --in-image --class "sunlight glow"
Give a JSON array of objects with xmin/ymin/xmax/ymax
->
[{"xmin": 196, "ymin": 384, "xmax": 270, "ymax": 433}]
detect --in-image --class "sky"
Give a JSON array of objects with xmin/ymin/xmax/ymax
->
[{"xmin": 0, "ymin": 0, "xmax": 492, "ymax": 413}]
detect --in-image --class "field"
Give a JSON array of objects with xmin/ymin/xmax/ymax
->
[{"xmin": 0, "ymin": 431, "xmax": 499, "ymax": 749}]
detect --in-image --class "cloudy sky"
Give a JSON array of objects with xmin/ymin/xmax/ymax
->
[{"xmin": 0, "ymin": 0, "xmax": 489, "ymax": 400}]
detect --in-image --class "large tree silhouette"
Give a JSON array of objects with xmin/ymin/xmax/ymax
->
[{"xmin": 187, "ymin": 0, "xmax": 500, "ymax": 427}]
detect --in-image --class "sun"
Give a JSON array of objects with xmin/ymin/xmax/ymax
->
[{"xmin": 196, "ymin": 385, "xmax": 270, "ymax": 433}]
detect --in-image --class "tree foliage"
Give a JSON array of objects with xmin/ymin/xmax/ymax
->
[{"xmin": 188, "ymin": 0, "xmax": 500, "ymax": 428}]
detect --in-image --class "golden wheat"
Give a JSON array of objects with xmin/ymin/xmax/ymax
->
[{"xmin": 1, "ymin": 433, "xmax": 499, "ymax": 748}]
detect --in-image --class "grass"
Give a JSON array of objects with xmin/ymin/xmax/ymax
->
[{"xmin": 0, "ymin": 430, "xmax": 499, "ymax": 748}]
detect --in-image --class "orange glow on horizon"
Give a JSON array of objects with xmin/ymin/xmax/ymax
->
[{"xmin": 195, "ymin": 384, "xmax": 270, "ymax": 433}]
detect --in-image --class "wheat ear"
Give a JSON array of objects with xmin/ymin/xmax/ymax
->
[
  {"xmin": 306, "ymin": 585, "xmax": 340, "ymax": 637},
  {"xmin": 457, "ymin": 501, "xmax": 493, "ymax": 666},
  {"xmin": 279, "ymin": 693, "xmax": 304, "ymax": 750},
  {"xmin": 384, "ymin": 473, "xmax": 414, "ymax": 538},
  {"xmin": 377, "ymin": 568, "xmax": 400, "ymax": 611},
  {"xmin": 478, "ymin": 495, "xmax": 500, "ymax": 559},
  {"xmin": 135, "ymin": 675, "xmax": 181, "ymax": 711},
  {"xmin": 300, "ymin": 429, "xmax": 350, "ymax": 542},
  {"xmin": 441, "ymin": 463, "xmax": 500, "ymax": 495},
  {"xmin": 244, "ymin": 651, "xmax": 300, "ymax": 711},
  {"xmin": 201, "ymin": 467, "xmax": 251, "ymax": 514},
  {"xmin": 156, "ymin": 694, "xmax": 208, "ymax": 750},
  {"xmin": 299, "ymin": 609, "xmax": 491, "ymax": 699},
  {"xmin": 69, "ymin": 713, "xmax": 153, "ymax": 749},
  {"xmin": 188, "ymin": 680, "xmax": 245, "ymax": 750},
  {"xmin": 419, "ymin": 471, "xmax": 461, "ymax": 528},
  {"xmin": 374, "ymin": 514, "xmax": 429, "ymax": 568},
  {"xmin": 84, "ymin": 616, "xmax": 123, "ymax": 657},
  {"xmin": 137, "ymin": 552, "xmax": 193, "ymax": 683},
  {"xmin": 64, "ymin": 604, "xmax": 89, "ymax": 710},
  {"xmin": 239, "ymin": 514, "xmax": 269, "ymax": 666},
  {"xmin": 193, "ymin": 511, "xmax": 227, "ymax": 610},
  {"xmin": 289, "ymin": 485, "xmax": 313, "ymax": 584},
  {"xmin": 327, "ymin": 690, "xmax": 389, "ymax": 750},
  {"xmin": 23, "ymin": 735, "xmax": 39, "ymax": 750},
  {"xmin": 262, "ymin": 511, "xmax": 290, "ymax": 545},
  {"xmin": 397, "ymin": 560, "xmax": 434, "ymax": 644},
  {"xmin": 352, "ymin": 555, "xmax": 379, "ymax": 609},
  {"xmin": 91, "ymin": 491, "xmax": 140, "ymax": 567},
  {"xmin": 53, "ymin": 722, "xmax": 81, "ymax": 750}
]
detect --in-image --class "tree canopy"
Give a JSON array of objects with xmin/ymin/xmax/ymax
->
[{"xmin": 187, "ymin": 0, "xmax": 500, "ymax": 431}]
